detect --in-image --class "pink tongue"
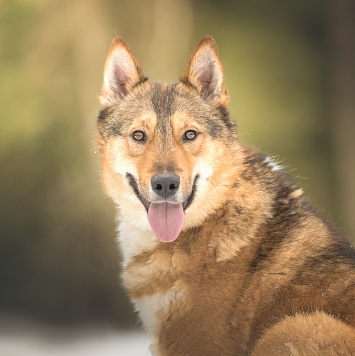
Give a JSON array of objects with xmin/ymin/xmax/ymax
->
[{"xmin": 148, "ymin": 203, "xmax": 184, "ymax": 242}]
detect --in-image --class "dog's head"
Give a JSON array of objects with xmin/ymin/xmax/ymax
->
[{"xmin": 98, "ymin": 37, "xmax": 243, "ymax": 242}]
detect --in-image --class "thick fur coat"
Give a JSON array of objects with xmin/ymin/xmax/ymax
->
[{"xmin": 97, "ymin": 37, "xmax": 355, "ymax": 355}]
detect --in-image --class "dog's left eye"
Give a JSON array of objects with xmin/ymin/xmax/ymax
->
[
  {"xmin": 131, "ymin": 130, "xmax": 146, "ymax": 142},
  {"xmin": 183, "ymin": 130, "xmax": 199, "ymax": 141}
]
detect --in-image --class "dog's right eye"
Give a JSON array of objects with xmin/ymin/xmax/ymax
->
[
  {"xmin": 131, "ymin": 130, "xmax": 146, "ymax": 142},
  {"xmin": 183, "ymin": 130, "xmax": 199, "ymax": 141}
]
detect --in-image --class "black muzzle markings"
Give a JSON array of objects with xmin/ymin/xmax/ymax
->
[
  {"xmin": 126, "ymin": 172, "xmax": 149, "ymax": 212},
  {"xmin": 125, "ymin": 172, "xmax": 199, "ymax": 213},
  {"xmin": 183, "ymin": 174, "xmax": 199, "ymax": 211}
]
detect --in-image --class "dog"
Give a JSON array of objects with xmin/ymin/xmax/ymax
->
[{"xmin": 97, "ymin": 36, "xmax": 355, "ymax": 355}]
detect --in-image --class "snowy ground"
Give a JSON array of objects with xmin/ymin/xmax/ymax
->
[{"xmin": 0, "ymin": 316, "xmax": 151, "ymax": 356}]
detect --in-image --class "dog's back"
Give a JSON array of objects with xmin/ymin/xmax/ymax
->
[{"xmin": 97, "ymin": 37, "xmax": 355, "ymax": 355}]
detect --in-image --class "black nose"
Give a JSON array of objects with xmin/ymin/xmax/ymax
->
[{"xmin": 151, "ymin": 173, "xmax": 180, "ymax": 199}]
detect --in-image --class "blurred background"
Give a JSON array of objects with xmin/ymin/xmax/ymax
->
[{"xmin": 1, "ymin": 0, "xmax": 355, "ymax": 354}]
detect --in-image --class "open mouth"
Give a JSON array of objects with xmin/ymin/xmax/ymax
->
[{"xmin": 126, "ymin": 173, "xmax": 199, "ymax": 242}]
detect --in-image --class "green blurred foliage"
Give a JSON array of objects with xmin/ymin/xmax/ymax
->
[{"xmin": 0, "ymin": 0, "xmax": 353, "ymax": 328}]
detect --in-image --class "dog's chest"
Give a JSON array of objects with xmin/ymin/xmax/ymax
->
[
  {"xmin": 131, "ymin": 289, "xmax": 181, "ymax": 335},
  {"xmin": 118, "ymin": 219, "xmax": 187, "ymax": 335},
  {"xmin": 124, "ymin": 258, "xmax": 186, "ymax": 337}
]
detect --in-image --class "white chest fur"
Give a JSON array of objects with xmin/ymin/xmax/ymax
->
[
  {"xmin": 132, "ymin": 289, "xmax": 178, "ymax": 334},
  {"xmin": 118, "ymin": 213, "xmax": 159, "ymax": 268},
  {"xmin": 118, "ymin": 215, "xmax": 187, "ymax": 343}
]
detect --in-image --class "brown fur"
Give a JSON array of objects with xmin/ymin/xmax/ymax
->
[
  {"xmin": 97, "ymin": 36, "xmax": 355, "ymax": 355},
  {"xmin": 252, "ymin": 312, "xmax": 355, "ymax": 355}
]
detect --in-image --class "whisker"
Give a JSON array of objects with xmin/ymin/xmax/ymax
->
[
  {"xmin": 103, "ymin": 171, "xmax": 122, "ymax": 183},
  {"xmin": 124, "ymin": 191, "xmax": 134, "ymax": 203},
  {"xmin": 206, "ymin": 177, "xmax": 220, "ymax": 197}
]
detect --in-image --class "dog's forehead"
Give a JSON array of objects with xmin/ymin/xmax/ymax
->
[
  {"xmin": 116, "ymin": 82, "xmax": 212, "ymax": 128},
  {"xmin": 150, "ymin": 83, "xmax": 177, "ymax": 121},
  {"xmin": 148, "ymin": 82, "xmax": 221, "ymax": 132},
  {"xmin": 149, "ymin": 83, "xmax": 210, "ymax": 123},
  {"xmin": 98, "ymin": 81, "xmax": 229, "ymax": 139}
]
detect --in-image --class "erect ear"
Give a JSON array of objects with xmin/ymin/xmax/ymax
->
[
  {"xmin": 100, "ymin": 37, "xmax": 146, "ymax": 107},
  {"xmin": 182, "ymin": 36, "xmax": 229, "ymax": 107}
]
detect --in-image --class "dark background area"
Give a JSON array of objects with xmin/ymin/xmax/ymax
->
[{"xmin": 1, "ymin": 0, "xmax": 354, "ymax": 330}]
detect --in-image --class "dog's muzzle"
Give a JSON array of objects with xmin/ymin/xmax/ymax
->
[{"xmin": 125, "ymin": 172, "xmax": 199, "ymax": 243}]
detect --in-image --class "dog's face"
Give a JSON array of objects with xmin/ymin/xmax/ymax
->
[{"xmin": 98, "ymin": 37, "xmax": 243, "ymax": 242}]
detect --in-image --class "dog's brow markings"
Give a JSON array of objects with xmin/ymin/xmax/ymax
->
[{"xmin": 151, "ymin": 84, "xmax": 177, "ymax": 136}]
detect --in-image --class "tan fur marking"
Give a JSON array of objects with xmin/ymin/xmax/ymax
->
[
  {"xmin": 211, "ymin": 179, "xmax": 274, "ymax": 262},
  {"xmin": 289, "ymin": 188, "xmax": 304, "ymax": 199}
]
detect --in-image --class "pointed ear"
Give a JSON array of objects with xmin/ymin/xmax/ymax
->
[
  {"xmin": 182, "ymin": 36, "xmax": 229, "ymax": 107},
  {"xmin": 100, "ymin": 37, "xmax": 146, "ymax": 107}
]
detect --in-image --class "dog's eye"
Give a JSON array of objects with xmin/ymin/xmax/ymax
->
[
  {"xmin": 183, "ymin": 130, "xmax": 199, "ymax": 141},
  {"xmin": 131, "ymin": 130, "xmax": 146, "ymax": 142}
]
